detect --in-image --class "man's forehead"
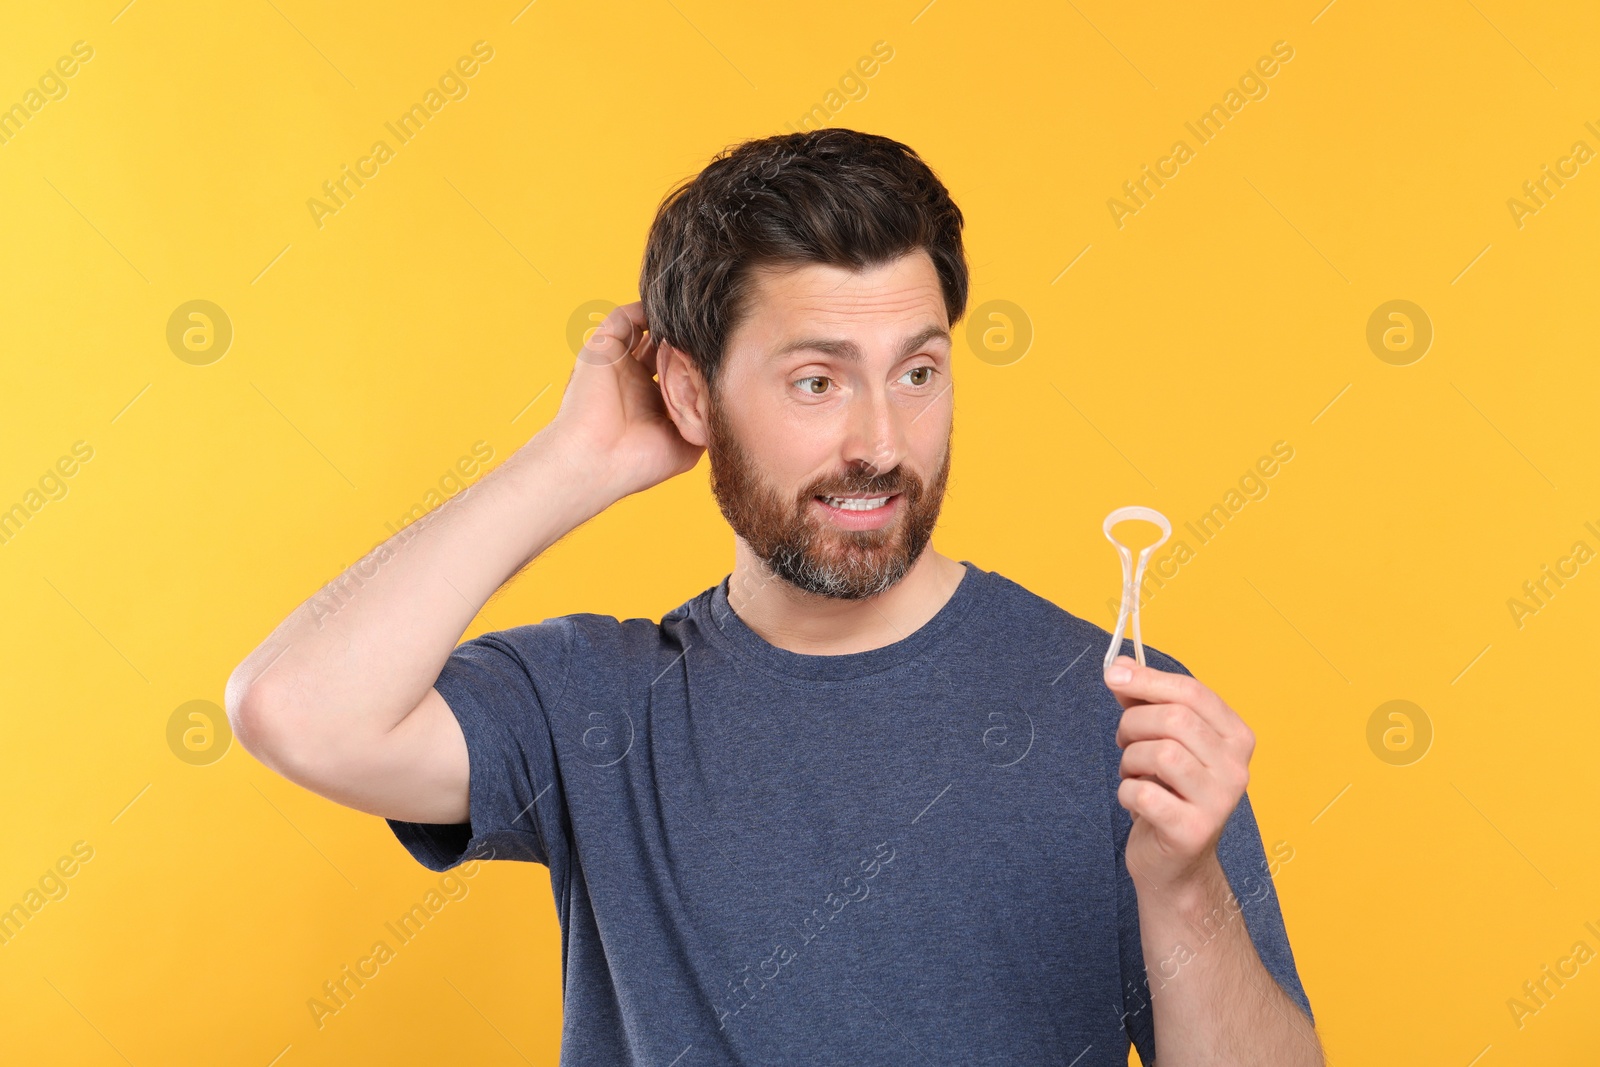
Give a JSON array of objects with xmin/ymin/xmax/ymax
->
[{"xmin": 734, "ymin": 252, "xmax": 950, "ymax": 356}]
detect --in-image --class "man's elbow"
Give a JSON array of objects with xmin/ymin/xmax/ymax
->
[
  {"xmin": 225, "ymin": 663, "xmax": 302, "ymax": 772},
  {"xmin": 225, "ymin": 663, "xmax": 372, "ymax": 796}
]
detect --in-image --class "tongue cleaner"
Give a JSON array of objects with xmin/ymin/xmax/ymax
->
[{"xmin": 1102, "ymin": 506, "xmax": 1173, "ymax": 671}]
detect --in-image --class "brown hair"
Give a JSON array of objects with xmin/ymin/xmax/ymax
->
[{"xmin": 639, "ymin": 128, "xmax": 969, "ymax": 397}]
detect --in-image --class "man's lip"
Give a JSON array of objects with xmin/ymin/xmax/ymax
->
[{"xmin": 814, "ymin": 491, "xmax": 900, "ymax": 500}]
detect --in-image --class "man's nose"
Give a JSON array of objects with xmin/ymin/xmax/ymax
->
[{"xmin": 844, "ymin": 381, "xmax": 904, "ymax": 480}]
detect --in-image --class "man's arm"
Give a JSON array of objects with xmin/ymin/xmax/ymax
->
[
  {"xmin": 1106, "ymin": 655, "xmax": 1325, "ymax": 1066},
  {"xmin": 1132, "ymin": 853, "xmax": 1322, "ymax": 1064},
  {"xmin": 224, "ymin": 302, "xmax": 703, "ymax": 825}
]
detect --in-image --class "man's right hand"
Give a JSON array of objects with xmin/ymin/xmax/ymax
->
[{"xmin": 546, "ymin": 300, "xmax": 705, "ymax": 503}]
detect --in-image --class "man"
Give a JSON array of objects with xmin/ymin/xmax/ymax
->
[{"xmin": 227, "ymin": 128, "xmax": 1322, "ymax": 1065}]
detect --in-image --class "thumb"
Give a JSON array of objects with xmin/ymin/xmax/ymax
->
[{"xmin": 1104, "ymin": 654, "xmax": 1147, "ymax": 710}]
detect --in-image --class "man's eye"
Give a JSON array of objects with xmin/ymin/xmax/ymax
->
[
  {"xmin": 902, "ymin": 366, "xmax": 935, "ymax": 386},
  {"xmin": 796, "ymin": 376, "xmax": 832, "ymax": 395}
]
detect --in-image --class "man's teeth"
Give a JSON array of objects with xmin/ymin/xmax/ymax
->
[{"xmin": 821, "ymin": 494, "xmax": 892, "ymax": 511}]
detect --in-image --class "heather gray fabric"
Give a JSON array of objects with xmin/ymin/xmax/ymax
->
[{"xmin": 388, "ymin": 560, "xmax": 1314, "ymax": 1065}]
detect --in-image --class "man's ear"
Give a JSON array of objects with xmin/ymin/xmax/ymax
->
[{"xmin": 656, "ymin": 339, "xmax": 712, "ymax": 447}]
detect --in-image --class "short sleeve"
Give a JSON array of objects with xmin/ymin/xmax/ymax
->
[
  {"xmin": 385, "ymin": 619, "xmax": 575, "ymax": 874},
  {"xmin": 1111, "ymin": 648, "xmax": 1315, "ymax": 1064}
]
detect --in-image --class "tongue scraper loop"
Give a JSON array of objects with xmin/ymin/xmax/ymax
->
[{"xmin": 1102, "ymin": 506, "xmax": 1172, "ymax": 671}]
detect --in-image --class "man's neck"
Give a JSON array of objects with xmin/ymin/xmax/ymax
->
[{"xmin": 725, "ymin": 545, "xmax": 969, "ymax": 656}]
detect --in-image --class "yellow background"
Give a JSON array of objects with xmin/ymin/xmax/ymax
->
[{"xmin": 3, "ymin": 0, "xmax": 1598, "ymax": 1063}]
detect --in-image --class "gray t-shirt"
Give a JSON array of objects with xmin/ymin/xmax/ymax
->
[{"xmin": 388, "ymin": 559, "xmax": 1314, "ymax": 1065}]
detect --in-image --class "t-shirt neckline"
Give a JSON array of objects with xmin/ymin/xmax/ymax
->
[{"xmin": 700, "ymin": 559, "xmax": 984, "ymax": 682}]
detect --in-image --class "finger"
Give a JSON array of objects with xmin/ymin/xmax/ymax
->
[
  {"xmin": 1104, "ymin": 679, "xmax": 1142, "ymax": 712},
  {"xmin": 1115, "ymin": 702, "xmax": 1226, "ymax": 769},
  {"xmin": 632, "ymin": 332, "xmax": 662, "ymax": 377},
  {"xmin": 583, "ymin": 310, "xmax": 648, "ymax": 369},
  {"xmin": 1119, "ymin": 738, "xmax": 1211, "ymax": 805},
  {"xmin": 1104, "ymin": 655, "xmax": 1242, "ymax": 740},
  {"xmin": 608, "ymin": 299, "xmax": 649, "ymax": 337},
  {"xmin": 581, "ymin": 325, "xmax": 624, "ymax": 365},
  {"xmin": 1117, "ymin": 776, "xmax": 1223, "ymax": 871},
  {"xmin": 1102, "ymin": 655, "xmax": 1159, "ymax": 712},
  {"xmin": 1116, "ymin": 774, "xmax": 1187, "ymax": 830}
]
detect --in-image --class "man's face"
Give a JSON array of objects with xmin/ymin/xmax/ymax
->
[{"xmin": 704, "ymin": 249, "xmax": 954, "ymax": 600}]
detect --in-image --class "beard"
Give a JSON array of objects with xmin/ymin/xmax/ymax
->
[{"xmin": 706, "ymin": 394, "xmax": 952, "ymax": 601}]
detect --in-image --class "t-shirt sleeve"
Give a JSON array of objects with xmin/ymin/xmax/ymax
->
[
  {"xmin": 1111, "ymin": 648, "xmax": 1315, "ymax": 1064},
  {"xmin": 385, "ymin": 619, "xmax": 575, "ymax": 874}
]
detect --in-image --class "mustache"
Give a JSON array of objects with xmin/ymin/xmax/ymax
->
[{"xmin": 807, "ymin": 471, "xmax": 912, "ymax": 499}]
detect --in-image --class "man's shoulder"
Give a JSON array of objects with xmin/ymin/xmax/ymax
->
[
  {"xmin": 469, "ymin": 584, "xmax": 713, "ymax": 662},
  {"xmin": 445, "ymin": 597, "xmax": 703, "ymax": 716}
]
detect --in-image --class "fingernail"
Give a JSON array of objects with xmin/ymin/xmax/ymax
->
[{"xmin": 1106, "ymin": 665, "xmax": 1132, "ymax": 684}]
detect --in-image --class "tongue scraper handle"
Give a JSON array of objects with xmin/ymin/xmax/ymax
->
[{"xmin": 1102, "ymin": 506, "xmax": 1173, "ymax": 672}]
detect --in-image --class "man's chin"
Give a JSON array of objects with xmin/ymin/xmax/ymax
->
[{"xmin": 770, "ymin": 538, "xmax": 915, "ymax": 600}]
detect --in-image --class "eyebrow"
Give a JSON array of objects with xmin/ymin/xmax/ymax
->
[{"xmin": 770, "ymin": 324, "xmax": 951, "ymax": 364}]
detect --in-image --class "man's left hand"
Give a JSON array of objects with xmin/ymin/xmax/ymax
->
[{"xmin": 1105, "ymin": 654, "xmax": 1255, "ymax": 899}]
